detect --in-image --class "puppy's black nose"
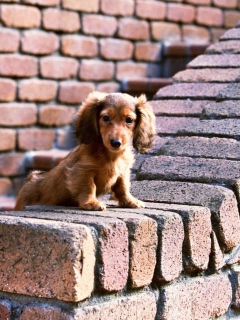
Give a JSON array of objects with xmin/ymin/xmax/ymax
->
[{"xmin": 110, "ymin": 138, "xmax": 121, "ymax": 148}]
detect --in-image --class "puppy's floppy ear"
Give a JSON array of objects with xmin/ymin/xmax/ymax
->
[
  {"xmin": 133, "ymin": 94, "xmax": 156, "ymax": 153},
  {"xmin": 74, "ymin": 91, "xmax": 107, "ymax": 144}
]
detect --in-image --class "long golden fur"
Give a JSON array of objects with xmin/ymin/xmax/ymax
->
[{"xmin": 15, "ymin": 91, "xmax": 156, "ymax": 211}]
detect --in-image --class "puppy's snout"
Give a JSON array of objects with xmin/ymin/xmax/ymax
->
[{"xmin": 110, "ymin": 138, "xmax": 122, "ymax": 148}]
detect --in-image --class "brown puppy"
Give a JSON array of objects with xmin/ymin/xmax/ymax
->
[{"xmin": 15, "ymin": 91, "xmax": 155, "ymax": 211}]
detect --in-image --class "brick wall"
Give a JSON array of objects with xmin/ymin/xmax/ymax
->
[{"xmin": 0, "ymin": 0, "xmax": 240, "ymax": 195}]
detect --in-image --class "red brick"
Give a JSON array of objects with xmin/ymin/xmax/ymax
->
[
  {"xmin": 159, "ymin": 274, "xmax": 231, "ymax": 319},
  {"xmin": 185, "ymin": 0, "xmax": 210, "ymax": 4},
  {"xmin": 0, "ymin": 178, "xmax": 12, "ymax": 195},
  {"xmin": 18, "ymin": 128, "xmax": 55, "ymax": 151},
  {"xmin": 151, "ymin": 21, "xmax": 181, "ymax": 41},
  {"xmin": 21, "ymin": 30, "xmax": 59, "ymax": 55},
  {"xmin": 19, "ymin": 79, "xmax": 57, "ymax": 102},
  {"xmin": 224, "ymin": 10, "xmax": 240, "ymax": 28},
  {"xmin": 80, "ymin": 60, "xmax": 114, "ymax": 81},
  {"xmin": 25, "ymin": 150, "xmax": 68, "ymax": 171},
  {"xmin": 167, "ymin": 3, "xmax": 195, "ymax": 23},
  {"xmin": 40, "ymin": 56, "xmax": 78, "ymax": 79},
  {"xmin": 0, "ymin": 216, "xmax": 95, "ymax": 302},
  {"xmin": 101, "ymin": 0, "xmax": 134, "ymax": 16},
  {"xmin": 96, "ymin": 82, "xmax": 120, "ymax": 93},
  {"xmin": 62, "ymin": 0, "xmax": 99, "ymax": 12},
  {"xmin": 58, "ymin": 81, "xmax": 95, "ymax": 104},
  {"xmin": 0, "ymin": 129, "xmax": 15, "ymax": 151},
  {"xmin": 20, "ymin": 307, "xmax": 70, "ymax": 320},
  {"xmin": 0, "ymin": 301, "xmax": 11, "ymax": 320},
  {"xmin": 0, "ymin": 103, "xmax": 37, "ymax": 126},
  {"xmin": 83, "ymin": 14, "xmax": 117, "ymax": 36},
  {"xmin": 0, "ymin": 54, "xmax": 38, "ymax": 77},
  {"xmin": 57, "ymin": 128, "xmax": 76, "ymax": 150},
  {"xmin": 213, "ymin": 0, "xmax": 237, "ymax": 8},
  {"xmin": 116, "ymin": 61, "xmax": 148, "ymax": 80},
  {"xmin": 100, "ymin": 38, "xmax": 133, "ymax": 60},
  {"xmin": 196, "ymin": 6, "xmax": 223, "ymax": 26},
  {"xmin": 75, "ymin": 292, "xmax": 156, "ymax": 319},
  {"xmin": 0, "ymin": 28, "xmax": 19, "ymax": 52},
  {"xmin": 0, "ymin": 153, "xmax": 25, "ymax": 176},
  {"xmin": 0, "ymin": 79, "xmax": 16, "ymax": 102},
  {"xmin": 183, "ymin": 25, "xmax": 210, "ymax": 43},
  {"xmin": 1, "ymin": 5, "xmax": 41, "ymax": 28},
  {"xmin": 136, "ymin": 0, "xmax": 166, "ymax": 20},
  {"xmin": 135, "ymin": 42, "xmax": 162, "ymax": 62},
  {"xmin": 61, "ymin": 35, "xmax": 98, "ymax": 58},
  {"xmin": 39, "ymin": 105, "xmax": 76, "ymax": 126},
  {"xmin": 118, "ymin": 18, "xmax": 150, "ymax": 40},
  {"xmin": 23, "ymin": 0, "xmax": 60, "ymax": 5},
  {"xmin": 43, "ymin": 8, "xmax": 80, "ymax": 32}
]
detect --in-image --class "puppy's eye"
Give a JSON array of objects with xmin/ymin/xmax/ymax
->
[
  {"xmin": 125, "ymin": 117, "xmax": 133, "ymax": 124},
  {"xmin": 102, "ymin": 115, "xmax": 110, "ymax": 123}
]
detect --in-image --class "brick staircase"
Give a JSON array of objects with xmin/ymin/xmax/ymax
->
[{"xmin": 1, "ymin": 25, "xmax": 240, "ymax": 319}]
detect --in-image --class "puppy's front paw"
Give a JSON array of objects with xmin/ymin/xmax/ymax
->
[
  {"xmin": 120, "ymin": 197, "xmax": 145, "ymax": 209},
  {"xmin": 81, "ymin": 200, "xmax": 106, "ymax": 211}
]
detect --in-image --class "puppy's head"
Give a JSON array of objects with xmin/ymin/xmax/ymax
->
[{"xmin": 75, "ymin": 91, "xmax": 155, "ymax": 153}]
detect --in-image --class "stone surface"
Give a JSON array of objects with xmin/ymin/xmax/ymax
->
[
  {"xmin": 131, "ymin": 180, "xmax": 240, "ymax": 252},
  {"xmin": 202, "ymin": 100, "xmax": 240, "ymax": 119},
  {"xmin": 206, "ymin": 40, "xmax": 240, "ymax": 53},
  {"xmin": 217, "ymin": 83, "xmax": 240, "ymax": 100},
  {"xmin": 188, "ymin": 54, "xmax": 240, "ymax": 68},
  {"xmin": 208, "ymin": 231, "xmax": 225, "ymax": 271},
  {"xmin": 0, "ymin": 215, "xmax": 95, "ymax": 302}
]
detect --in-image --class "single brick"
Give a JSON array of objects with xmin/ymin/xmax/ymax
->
[
  {"xmin": 0, "ymin": 78, "xmax": 16, "ymax": 102},
  {"xmin": 20, "ymin": 307, "xmax": 70, "ymax": 320},
  {"xmin": 58, "ymin": 81, "xmax": 95, "ymax": 104},
  {"xmin": 159, "ymin": 136, "xmax": 240, "ymax": 160},
  {"xmin": 0, "ymin": 129, "xmax": 15, "ymax": 151},
  {"xmin": 167, "ymin": 3, "xmax": 195, "ymax": 23},
  {"xmin": 151, "ymin": 21, "xmax": 181, "ymax": 41},
  {"xmin": 154, "ymin": 83, "xmax": 228, "ymax": 99},
  {"xmin": 80, "ymin": 60, "xmax": 114, "ymax": 81},
  {"xmin": 159, "ymin": 274, "xmax": 232, "ymax": 319},
  {"xmin": 188, "ymin": 54, "xmax": 240, "ymax": 68},
  {"xmin": 156, "ymin": 117, "xmax": 200, "ymax": 135},
  {"xmin": 136, "ymin": 0, "xmax": 166, "ymax": 20},
  {"xmin": 0, "ymin": 178, "xmax": 12, "ymax": 195},
  {"xmin": 62, "ymin": 0, "xmax": 98, "ymax": 12},
  {"xmin": 100, "ymin": 38, "xmax": 133, "ymax": 60},
  {"xmin": 83, "ymin": 14, "xmax": 117, "ymax": 36},
  {"xmin": 43, "ymin": 8, "xmax": 80, "ymax": 32},
  {"xmin": 0, "ymin": 28, "xmax": 19, "ymax": 52},
  {"xmin": 39, "ymin": 105, "xmax": 76, "ymax": 126},
  {"xmin": 61, "ymin": 35, "xmax": 98, "ymax": 58},
  {"xmin": 19, "ymin": 79, "xmax": 57, "ymax": 102},
  {"xmin": 0, "ymin": 153, "xmax": 25, "ymax": 176},
  {"xmin": 18, "ymin": 128, "xmax": 55, "ymax": 151},
  {"xmin": 196, "ymin": 6, "xmax": 223, "ymax": 26},
  {"xmin": 118, "ymin": 18, "xmax": 150, "ymax": 40},
  {"xmin": 135, "ymin": 42, "xmax": 161, "ymax": 62},
  {"xmin": 101, "ymin": 0, "xmax": 134, "ymax": 16},
  {"xmin": 0, "ymin": 301, "xmax": 11, "ymax": 320},
  {"xmin": 182, "ymin": 25, "xmax": 210, "ymax": 43},
  {"xmin": 0, "ymin": 215, "xmax": 95, "ymax": 302},
  {"xmin": 145, "ymin": 203, "xmax": 212, "ymax": 273},
  {"xmin": 22, "ymin": 0, "xmax": 60, "ymax": 5},
  {"xmin": 209, "ymin": 231, "xmax": 225, "ymax": 271},
  {"xmin": 0, "ymin": 54, "xmax": 38, "ymax": 78},
  {"xmin": 213, "ymin": 0, "xmax": 237, "ymax": 7},
  {"xmin": 21, "ymin": 30, "xmax": 59, "ymax": 55},
  {"xmin": 173, "ymin": 68, "xmax": 240, "ymax": 83},
  {"xmin": 116, "ymin": 62, "xmax": 148, "ymax": 80},
  {"xmin": 0, "ymin": 103, "xmax": 37, "ymax": 126},
  {"xmin": 75, "ymin": 292, "xmax": 156, "ymax": 320},
  {"xmin": 1, "ymin": 5, "xmax": 41, "ymax": 28},
  {"xmin": 40, "ymin": 56, "xmax": 79, "ymax": 79},
  {"xmin": 96, "ymin": 82, "xmax": 120, "ymax": 93},
  {"xmin": 131, "ymin": 180, "xmax": 240, "ymax": 252},
  {"xmin": 224, "ymin": 10, "xmax": 240, "ymax": 28}
]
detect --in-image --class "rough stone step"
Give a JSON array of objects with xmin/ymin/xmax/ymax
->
[
  {"xmin": 131, "ymin": 180, "xmax": 240, "ymax": 252},
  {"xmin": 187, "ymin": 54, "xmax": 240, "ymax": 68},
  {"xmin": 217, "ymin": 83, "xmax": 240, "ymax": 100},
  {"xmin": 158, "ymin": 136, "xmax": 240, "ymax": 160},
  {"xmin": 173, "ymin": 68, "xmax": 240, "ymax": 83},
  {"xmin": 220, "ymin": 28, "xmax": 240, "ymax": 40},
  {"xmin": 156, "ymin": 116, "xmax": 200, "ymax": 135},
  {"xmin": 154, "ymin": 83, "xmax": 227, "ymax": 100},
  {"xmin": 202, "ymin": 100, "xmax": 240, "ymax": 119},
  {"xmin": 206, "ymin": 40, "xmax": 240, "ymax": 54},
  {"xmin": 179, "ymin": 118, "xmax": 240, "ymax": 139}
]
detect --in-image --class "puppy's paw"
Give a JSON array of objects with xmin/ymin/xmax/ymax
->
[
  {"xmin": 120, "ymin": 197, "xmax": 145, "ymax": 209},
  {"xmin": 81, "ymin": 200, "xmax": 106, "ymax": 211}
]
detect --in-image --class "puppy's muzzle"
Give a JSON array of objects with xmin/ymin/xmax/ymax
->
[{"xmin": 110, "ymin": 138, "xmax": 122, "ymax": 148}]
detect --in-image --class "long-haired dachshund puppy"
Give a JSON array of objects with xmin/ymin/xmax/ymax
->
[{"xmin": 15, "ymin": 91, "xmax": 156, "ymax": 211}]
